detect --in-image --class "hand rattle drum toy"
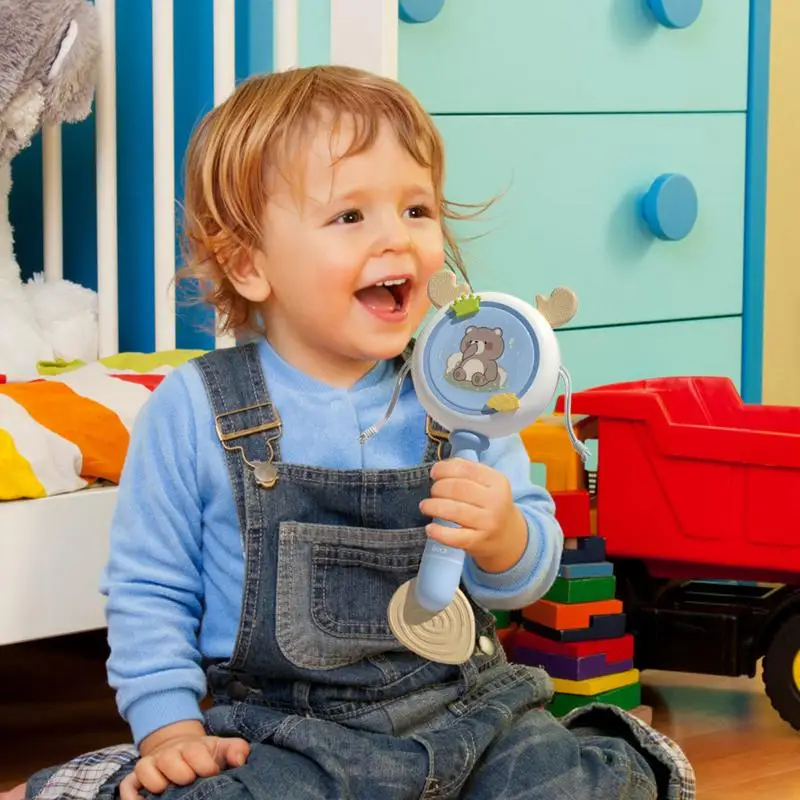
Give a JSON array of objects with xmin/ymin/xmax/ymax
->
[{"xmin": 360, "ymin": 269, "xmax": 590, "ymax": 665}]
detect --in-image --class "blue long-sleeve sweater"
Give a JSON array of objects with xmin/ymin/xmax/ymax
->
[{"xmin": 100, "ymin": 338, "xmax": 563, "ymax": 745}]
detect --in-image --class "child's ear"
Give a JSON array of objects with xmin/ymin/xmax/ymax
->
[{"xmin": 226, "ymin": 247, "xmax": 271, "ymax": 302}]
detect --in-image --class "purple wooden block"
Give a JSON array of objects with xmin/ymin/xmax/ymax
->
[{"xmin": 513, "ymin": 645, "xmax": 633, "ymax": 681}]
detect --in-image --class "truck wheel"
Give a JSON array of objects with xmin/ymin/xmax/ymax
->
[{"xmin": 763, "ymin": 616, "xmax": 800, "ymax": 730}]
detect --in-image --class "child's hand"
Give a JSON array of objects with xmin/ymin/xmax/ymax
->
[
  {"xmin": 420, "ymin": 458, "xmax": 528, "ymax": 573},
  {"xmin": 120, "ymin": 723, "xmax": 249, "ymax": 800}
]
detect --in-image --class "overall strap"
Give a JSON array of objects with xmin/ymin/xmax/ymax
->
[
  {"xmin": 424, "ymin": 416, "xmax": 451, "ymax": 462},
  {"xmin": 194, "ymin": 343, "xmax": 283, "ymax": 535},
  {"xmin": 400, "ymin": 339, "xmax": 451, "ymax": 463}
]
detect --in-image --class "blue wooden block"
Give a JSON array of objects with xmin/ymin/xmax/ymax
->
[
  {"xmin": 559, "ymin": 561, "xmax": 615, "ymax": 580},
  {"xmin": 561, "ymin": 537, "xmax": 606, "ymax": 565}
]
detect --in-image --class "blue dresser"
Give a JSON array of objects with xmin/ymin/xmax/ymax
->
[{"xmin": 398, "ymin": 0, "xmax": 768, "ymax": 400}]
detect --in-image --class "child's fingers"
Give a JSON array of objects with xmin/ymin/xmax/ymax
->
[
  {"xmin": 427, "ymin": 477, "xmax": 489, "ymax": 508},
  {"xmin": 218, "ymin": 737, "xmax": 250, "ymax": 767},
  {"xmin": 425, "ymin": 522, "xmax": 480, "ymax": 550},
  {"xmin": 150, "ymin": 751, "xmax": 196, "ymax": 787},
  {"xmin": 430, "ymin": 458, "xmax": 497, "ymax": 487},
  {"xmin": 131, "ymin": 756, "xmax": 176, "ymax": 795},
  {"xmin": 133, "ymin": 758, "xmax": 170, "ymax": 794},
  {"xmin": 182, "ymin": 741, "xmax": 222, "ymax": 777},
  {"xmin": 119, "ymin": 772, "xmax": 144, "ymax": 800},
  {"xmin": 1, "ymin": 784, "xmax": 26, "ymax": 800},
  {"xmin": 420, "ymin": 497, "xmax": 487, "ymax": 530}
]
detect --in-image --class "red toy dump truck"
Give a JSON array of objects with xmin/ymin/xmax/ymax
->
[{"xmin": 541, "ymin": 376, "xmax": 800, "ymax": 729}]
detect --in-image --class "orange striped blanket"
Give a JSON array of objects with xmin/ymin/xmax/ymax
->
[{"xmin": 0, "ymin": 351, "xmax": 204, "ymax": 501}]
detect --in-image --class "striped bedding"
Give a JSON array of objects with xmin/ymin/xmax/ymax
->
[{"xmin": 0, "ymin": 351, "xmax": 204, "ymax": 501}]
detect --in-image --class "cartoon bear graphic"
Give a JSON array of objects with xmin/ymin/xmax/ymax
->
[{"xmin": 452, "ymin": 326, "xmax": 505, "ymax": 387}]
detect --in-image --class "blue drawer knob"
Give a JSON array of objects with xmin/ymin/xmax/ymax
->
[
  {"xmin": 641, "ymin": 173, "xmax": 698, "ymax": 241},
  {"xmin": 399, "ymin": 0, "xmax": 445, "ymax": 24},
  {"xmin": 646, "ymin": 0, "xmax": 702, "ymax": 29}
]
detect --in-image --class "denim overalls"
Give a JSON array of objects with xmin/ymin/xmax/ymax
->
[
  {"xmin": 25, "ymin": 344, "xmax": 695, "ymax": 800},
  {"xmin": 190, "ymin": 344, "xmax": 661, "ymax": 799}
]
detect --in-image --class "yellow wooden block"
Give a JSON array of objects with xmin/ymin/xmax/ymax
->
[
  {"xmin": 551, "ymin": 668, "xmax": 640, "ymax": 697},
  {"xmin": 520, "ymin": 416, "xmax": 581, "ymax": 492}
]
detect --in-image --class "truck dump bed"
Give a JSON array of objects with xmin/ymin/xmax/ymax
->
[{"xmin": 561, "ymin": 377, "xmax": 800, "ymax": 582}]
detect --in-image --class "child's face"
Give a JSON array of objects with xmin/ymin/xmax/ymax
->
[{"xmin": 245, "ymin": 115, "xmax": 446, "ymax": 383}]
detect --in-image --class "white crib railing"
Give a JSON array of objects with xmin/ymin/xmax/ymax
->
[
  {"xmin": 214, "ymin": 0, "xmax": 237, "ymax": 106},
  {"xmin": 274, "ymin": 0, "xmax": 299, "ymax": 72},
  {"xmin": 152, "ymin": 2, "xmax": 176, "ymax": 352},
  {"xmin": 95, "ymin": 0, "xmax": 119, "ymax": 359},
  {"xmin": 39, "ymin": 0, "xmax": 398, "ymax": 359},
  {"xmin": 42, "ymin": 123, "xmax": 63, "ymax": 282},
  {"xmin": 214, "ymin": 0, "xmax": 238, "ymax": 349},
  {"xmin": 330, "ymin": 0, "xmax": 398, "ymax": 77}
]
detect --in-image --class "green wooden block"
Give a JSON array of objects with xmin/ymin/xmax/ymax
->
[
  {"xmin": 493, "ymin": 610, "xmax": 511, "ymax": 628},
  {"xmin": 544, "ymin": 576, "xmax": 617, "ymax": 604},
  {"xmin": 547, "ymin": 682, "xmax": 641, "ymax": 718}
]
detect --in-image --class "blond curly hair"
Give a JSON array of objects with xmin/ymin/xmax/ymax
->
[{"xmin": 179, "ymin": 64, "xmax": 478, "ymax": 336}]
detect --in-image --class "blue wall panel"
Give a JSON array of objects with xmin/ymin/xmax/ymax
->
[
  {"xmin": 63, "ymin": 115, "xmax": 99, "ymax": 293},
  {"xmin": 247, "ymin": 0, "xmax": 274, "ymax": 77},
  {"xmin": 174, "ymin": 0, "xmax": 214, "ymax": 350},
  {"xmin": 116, "ymin": 0, "xmax": 155, "ymax": 352},
  {"xmin": 8, "ymin": 136, "xmax": 43, "ymax": 280}
]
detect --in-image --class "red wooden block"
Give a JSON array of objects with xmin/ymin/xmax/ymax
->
[
  {"xmin": 497, "ymin": 624, "xmax": 517, "ymax": 655},
  {"xmin": 553, "ymin": 490, "xmax": 591, "ymax": 537},
  {"xmin": 515, "ymin": 629, "xmax": 634, "ymax": 662}
]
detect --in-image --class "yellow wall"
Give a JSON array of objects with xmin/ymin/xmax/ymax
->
[{"xmin": 762, "ymin": 0, "xmax": 800, "ymax": 404}]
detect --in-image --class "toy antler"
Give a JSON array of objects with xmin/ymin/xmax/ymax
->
[
  {"xmin": 535, "ymin": 287, "xmax": 578, "ymax": 329},
  {"xmin": 427, "ymin": 270, "xmax": 578, "ymax": 329},
  {"xmin": 427, "ymin": 269, "xmax": 471, "ymax": 309}
]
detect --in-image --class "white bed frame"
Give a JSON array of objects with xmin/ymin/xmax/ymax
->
[{"xmin": 0, "ymin": 0, "xmax": 401, "ymax": 647}]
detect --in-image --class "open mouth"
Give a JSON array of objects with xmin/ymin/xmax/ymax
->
[{"xmin": 354, "ymin": 277, "xmax": 412, "ymax": 322}]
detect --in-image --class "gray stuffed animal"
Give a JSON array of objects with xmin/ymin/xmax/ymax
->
[
  {"xmin": 0, "ymin": 0, "xmax": 101, "ymax": 381},
  {"xmin": 0, "ymin": 0, "xmax": 100, "ymax": 163}
]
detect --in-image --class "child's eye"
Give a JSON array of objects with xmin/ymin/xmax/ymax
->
[
  {"xmin": 405, "ymin": 205, "xmax": 433, "ymax": 219},
  {"xmin": 332, "ymin": 209, "xmax": 363, "ymax": 225}
]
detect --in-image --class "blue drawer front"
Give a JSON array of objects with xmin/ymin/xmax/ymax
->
[
  {"xmin": 556, "ymin": 317, "xmax": 742, "ymax": 393},
  {"xmin": 399, "ymin": 0, "xmax": 749, "ymax": 113},
  {"xmin": 436, "ymin": 112, "xmax": 746, "ymax": 328}
]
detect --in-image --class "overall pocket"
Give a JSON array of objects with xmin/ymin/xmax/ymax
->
[{"xmin": 275, "ymin": 521, "xmax": 427, "ymax": 670}]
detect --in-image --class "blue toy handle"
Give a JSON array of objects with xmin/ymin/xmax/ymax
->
[{"xmin": 415, "ymin": 430, "xmax": 490, "ymax": 613}]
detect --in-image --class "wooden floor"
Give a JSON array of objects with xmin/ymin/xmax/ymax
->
[{"xmin": 1, "ymin": 631, "xmax": 799, "ymax": 798}]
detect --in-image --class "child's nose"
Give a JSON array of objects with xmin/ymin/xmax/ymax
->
[{"xmin": 374, "ymin": 214, "xmax": 412, "ymax": 254}]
